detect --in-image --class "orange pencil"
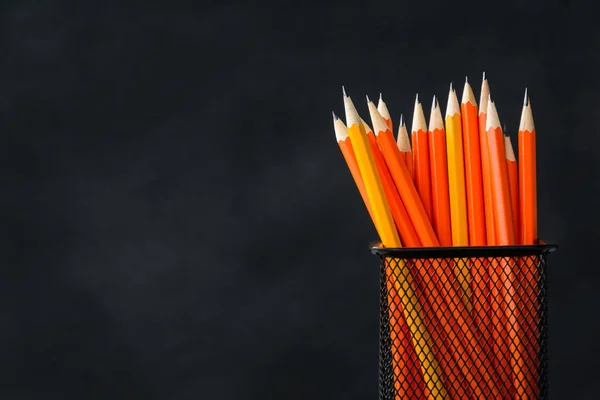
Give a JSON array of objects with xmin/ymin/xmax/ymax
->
[
  {"xmin": 483, "ymin": 97, "xmax": 513, "ymax": 393},
  {"xmin": 460, "ymin": 79, "xmax": 500, "ymax": 389},
  {"xmin": 478, "ymin": 76, "xmax": 513, "ymax": 394},
  {"xmin": 479, "ymin": 73, "xmax": 496, "ymax": 245},
  {"xmin": 367, "ymin": 98, "xmax": 440, "ymax": 248},
  {"xmin": 332, "ymin": 113, "xmax": 377, "ymax": 226},
  {"xmin": 363, "ymin": 119, "xmax": 421, "ymax": 248},
  {"xmin": 428, "ymin": 96, "xmax": 452, "ymax": 247},
  {"xmin": 519, "ymin": 90, "xmax": 537, "ymax": 245},
  {"xmin": 518, "ymin": 90, "xmax": 540, "ymax": 397},
  {"xmin": 485, "ymin": 99, "xmax": 515, "ymax": 245},
  {"xmin": 461, "ymin": 79, "xmax": 486, "ymax": 246},
  {"xmin": 411, "ymin": 95, "xmax": 433, "ymax": 220},
  {"xmin": 396, "ymin": 115, "xmax": 414, "ymax": 181},
  {"xmin": 504, "ymin": 128, "xmax": 519, "ymax": 245},
  {"xmin": 487, "ymin": 99, "xmax": 529, "ymax": 397}
]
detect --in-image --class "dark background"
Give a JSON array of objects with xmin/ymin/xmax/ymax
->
[{"xmin": 1, "ymin": 0, "xmax": 597, "ymax": 398}]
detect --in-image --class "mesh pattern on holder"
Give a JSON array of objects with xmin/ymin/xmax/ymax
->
[{"xmin": 372, "ymin": 244, "xmax": 556, "ymax": 400}]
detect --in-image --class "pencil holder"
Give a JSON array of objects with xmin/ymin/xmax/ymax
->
[{"xmin": 371, "ymin": 243, "xmax": 557, "ymax": 400}]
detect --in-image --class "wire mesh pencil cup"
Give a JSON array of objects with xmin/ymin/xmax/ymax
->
[{"xmin": 371, "ymin": 243, "xmax": 557, "ymax": 400}]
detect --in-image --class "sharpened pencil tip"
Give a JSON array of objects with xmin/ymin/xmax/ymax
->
[
  {"xmin": 431, "ymin": 95, "xmax": 437, "ymax": 111},
  {"xmin": 366, "ymin": 94, "xmax": 370, "ymax": 103},
  {"xmin": 449, "ymin": 82, "xmax": 453, "ymax": 91},
  {"xmin": 524, "ymin": 88, "xmax": 528, "ymax": 105},
  {"xmin": 342, "ymin": 86, "xmax": 347, "ymax": 97},
  {"xmin": 332, "ymin": 111, "xmax": 338, "ymax": 121},
  {"xmin": 465, "ymin": 76, "xmax": 468, "ymax": 83},
  {"xmin": 379, "ymin": 92, "xmax": 383, "ymax": 102},
  {"xmin": 400, "ymin": 114, "xmax": 404, "ymax": 126},
  {"xmin": 482, "ymin": 71, "xmax": 486, "ymax": 81},
  {"xmin": 415, "ymin": 93, "xmax": 419, "ymax": 104}
]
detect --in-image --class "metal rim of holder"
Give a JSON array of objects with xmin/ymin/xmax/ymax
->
[{"xmin": 370, "ymin": 243, "xmax": 558, "ymax": 259}]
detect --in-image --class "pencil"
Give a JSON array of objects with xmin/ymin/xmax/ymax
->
[
  {"xmin": 336, "ymin": 114, "xmax": 421, "ymax": 396},
  {"xmin": 344, "ymin": 89, "xmax": 447, "ymax": 398},
  {"xmin": 444, "ymin": 85, "xmax": 472, "ymax": 310},
  {"xmin": 445, "ymin": 84, "xmax": 469, "ymax": 247},
  {"xmin": 518, "ymin": 90, "xmax": 540, "ymax": 397},
  {"xmin": 484, "ymin": 99, "xmax": 513, "ymax": 393},
  {"xmin": 519, "ymin": 90, "xmax": 537, "ymax": 245},
  {"xmin": 479, "ymin": 73, "xmax": 496, "ymax": 245},
  {"xmin": 361, "ymin": 116, "xmax": 425, "ymax": 396},
  {"xmin": 377, "ymin": 93, "xmax": 393, "ymax": 131},
  {"xmin": 461, "ymin": 78, "xmax": 486, "ymax": 246},
  {"xmin": 411, "ymin": 95, "xmax": 433, "ymax": 220},
  {"xmin": 428, "ymin": 96, "xmax": 452, "ymax": 247},
  {"xmin": 343, "ymin": 89, "xmax": 400, "ymax": 246},
  {"xmin": 486, "ymin": 99, "xmax": 515, "ymax": 245},
  {"xmin": 362, "ymin": 119, "xmax": 421, "ymax": 248},
  {"xmin": 368, "ymin": 99, "xmax": 440, "ymax": 248},
  {"xmin": 396, "ymin": 115, "xmax": 415, "ymax": 181},
  {"xmin": 487, "ymin": 99, "xmax": 529, "ymax": 397},
  {"xmin": 459, "ymin": 78, "xmax": 498, "ymax": 386},
  {"xmin": 333, "ymin": 113, "xmax": 377, "ymax": 227},
  {"xmin": 504, "ymin": 127, "xmax": 519, "ymax": 245}
]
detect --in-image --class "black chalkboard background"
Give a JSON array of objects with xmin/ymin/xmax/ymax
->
[{"xmin": 1, "ymin": 1, "xmax": 597, "ymax": 399}]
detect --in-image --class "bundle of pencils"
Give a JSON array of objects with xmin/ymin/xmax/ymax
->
[{"xmin": 332, "ymin": 74, "xmax": 539, "ymax": 399}]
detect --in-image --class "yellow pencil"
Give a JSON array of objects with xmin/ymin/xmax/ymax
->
[
  {"xmin": 343, "ymin": 88, "xmax": 447, "ymax": 399},
  {"xmin": 444, "ymin": 84, "xmax": 469, "ymax": 246},
  {"xmin": 445, "ymin": 85, "xmax": 472, "ymax": 310},
  {"xmin": 342, "ymin": 88, "xmax": 400, "ymax": 247}
]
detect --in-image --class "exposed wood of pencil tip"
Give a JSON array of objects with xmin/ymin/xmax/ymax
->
[
  {"xmin": 333, "ymin": 112, "xmax": 349, "ymax": 141},
  {"xmin": 479, "ymin": 79, "xmax": 490, "ymax": 114},
  {"xmin": 342, "ymin": 91, "xmax": 361, "ymax": 128},
  {"xmin": 445, "ymin": 86, "xmax": 461, "ymax": 117},
  {"xmin": 429, "ymin": 96, "xmax": 443, "ymax": 130},
  {"xmin": 519, "ymin": 99, "xmax": 535, "ymax": 132},
  {"xmin": 504, "ymin": 134, "xmax": 516, "ymax": 161},
  {"xmin": 485, "ymin": 99, "xmax": 500, "ymax": 131},
  {"xmin": 367, "ymin": 100, "xmax": 390, "ymax": 136},
  {"xmin": 377, "ymin": 94, "xmax": 392, "ymax": 122},
  {"xmin": 411, "ymin": 98, "xmax": 427, "ymax": 133},
  {"xmin": 396, "ymin": 115, "xmax": 412, "ymax": 152},
  {"xmin": 461, "ymin": 80, "xmax": 477, "ymax": 106}
]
